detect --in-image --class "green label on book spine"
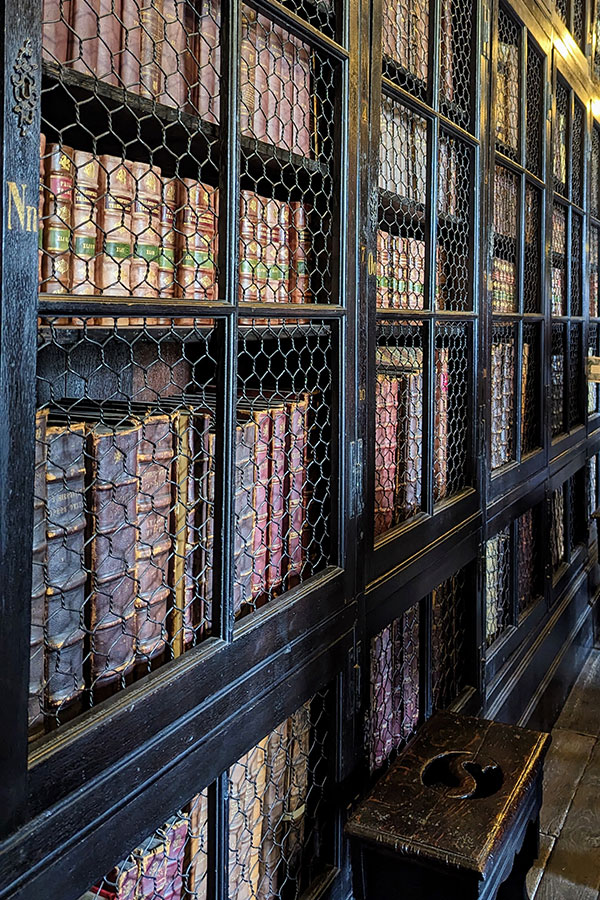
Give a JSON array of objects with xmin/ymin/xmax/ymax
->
[
  {"xmin": 46, "ymin": 227, "xmax": 70, "ymax": 253},
  {"xmin": 157, "ymin": 248, "xmax": 175, "ymax": 270},
  {"xmin": 105, "ymin": 240, "xmax": 131, "ymax": 261},
  {"xmin": 135, "ymin": 242, "xmax": 160, "ymax": 263},
  {"xmin": 74, "ymin": 235, "xmax": 96, "ymax": 258}
]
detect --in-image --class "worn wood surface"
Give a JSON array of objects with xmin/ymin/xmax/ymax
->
[
  {"xmin": 554, "ymin": 650, "xmax": 600, "ymax": 737},
  {"xmin": 539, "ymin": 727, "xmax": 596, "ymax": 837}
]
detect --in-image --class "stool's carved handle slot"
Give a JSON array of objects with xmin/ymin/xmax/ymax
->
[{"xmin": 421, "ymin": 751, "xmax": 504, "ymax": 799}]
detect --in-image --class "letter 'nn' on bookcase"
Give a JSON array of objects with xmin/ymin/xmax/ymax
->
[{"xmin": 74, "ymin": 693, "xmax": 331, "ymax": 900}]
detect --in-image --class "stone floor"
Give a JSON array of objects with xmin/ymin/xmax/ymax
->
[{"xmin": 526, "ymin": 648, "xmax": 600, "ymax": 900}]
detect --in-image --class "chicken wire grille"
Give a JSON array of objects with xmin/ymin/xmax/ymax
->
[
  {"xmin": 572, "ymin": 0, "xmax": 586, "ymax": 48},
  {"xmin": 439, "ymin": 0, "xmax": 474, "ymax": 130},
  {"xmin": 588, "ymin": 455, "xmax": 598, "ymax": 547},
  {"xmin": 525, "ymin": 41, "xmax": 543, "ymax": 178},
  {"xmin": 31, "ymin": 318, "xmax": 219, "ymax": 735},
  {"xmin": 522, "ymin": 322, "xmax": 540, "ymax": 455},
  {"xmin": 227, "ymin": 691, "xmax": 331, "ymax": 900},
  {"xmin": 434, "ymin": 322, "xmax": 470, "ymax": 500},
  {"xmin": 569, "ymin": 323, "xmax": 583, "ymax": 429},
  {"xmin": 523, "ymin": 184, "xmax": 541, "ymax": 314},
  {"xmin": 374, "ymin": 322, "xmax": 424, "ymax": 535},
  {"xmin": 571, "ymin": 213, "xmax": 583, "ymax": 317},
  {"xmin": 490, "ymin": 322, "xmax": 516, "ymax": 470},
  {"xmin": 551, "ymin": 203, "xmax": 566, "ymax": 317},
  {"xmin": 81, "ymin": 790, "xmax": 209, "ymax": 900},
  {"xmin": 567, "ymin": 467, "xmax": 587, "ymax": 554},
  {"xmin": 437, "ymin": 133, "xmax": 473, "ymax": 312},
  {"xmin": 550, "ymin": 484, "xmax": 566, "ymax": 574},
  {"xmin": 589, "ymin": 323, "xmax": 599, "ymax": 416},
  {"xmin": 492, "ymin": 166, "xmax": 518, "ymax": 314},
  {"xmin": 556, "ymin": 0, "xmax": 568, "ymax": 28},
  {"xmin": 496, "ymin": 7, "xmax": 520, "ymax": 161},
  {"xmin": 279, "ymin": 0, "xmax": 336, "ymax": 40},
  {"xmin": 378, "ymin": 97, "xmax": 428, "ymax": 312},
  {"xmin": 553, "ymin": 80, "xmax": 568, "ymax": 197},
  {"xmin": 381, "ymin": 0, "xmax": 429, "ymax": 101},
  {"xmin": 551, "ymin": 323, "xmax": 565, "ymax": 437},
  {"xmin": 485, "ymin": 527, "xmax": 512, "ymax": 647},
  {"xmin": 572, "ymin": 101, "xmax": 584, "ymax": 209},
  {"xmin": 234, "ymin": 320, "xmax": 333, "ymax": 618},
  {"xmin": 431, "ymin": 566, "xmax": 469, "ymax": 710},
  {"xmin": 517, "ymin": 505, "xmax": 542, "ymax": 617},
  {"xmin": 591, "ymin": 225, "xmax": 599, "ymax": 318},
  {"xmin": 368, "ymin": 603, "xmax": 420, "ymax": 771},
  {"xmin": 592, "ymin": 127, "xmax": 600, "ymax": 221}
]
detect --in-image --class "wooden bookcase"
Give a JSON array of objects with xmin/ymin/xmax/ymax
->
[{"xmin": 0, "ymin": 0, "xmax": 599, "ymax": 897}]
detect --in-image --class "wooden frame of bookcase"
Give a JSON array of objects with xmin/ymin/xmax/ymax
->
[{"xmin": 1, "ymin": 0, "xmax": 600, "ymax": 896}]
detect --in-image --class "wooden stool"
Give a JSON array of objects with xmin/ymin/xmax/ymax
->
[{"xmin": 346, "ymin": 711, "xmax": 551, "ymax": 900}]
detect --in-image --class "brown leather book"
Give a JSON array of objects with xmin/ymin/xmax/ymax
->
[
  {"xmin": 281, "ymin": 704, "xmax": 311, "ymax": 873},
  {"xmin": 239, "ymin": 190, "xmax": 262, "ymax": 303},
  {"xmin": 257, "ymin": 720, "xmax": 289, "ymax": 896},
  {"xmin": 29, "ymin": 409, "xmax": 49, "ymax": 732},
  {"xmin": 199, "ymin": 429, "xmax": 215, "ymax": 631},
  {"xmin": 130, "ymin": 162, "xmax": 161, "ymax": 299},
  {"xmin": 45, "ymin": 421, "xmax": 87, "ymax": 712},
  {"xmin": 186, "ymin": 791, "xmax": 209, "ymax": 900},
  {"xmin": 96, "ymin": 156, "xmax": 134, "ymax": 299},
  {"xmin": 397, "ymin": 605, "xmax": 419, "ymax": 739},
  {"xmin": 176, "ymin": 179, "xmax": 218, "ymax": 303},
  {"xmin": 285, "ymin": 397, "xmax": 308, "ymax": 589},
  {"xmin": 42, "ymin": 143, "xmax": 74, "ymax": 293},
  {"xmin": 120, "ymin": 0, "xmax": 165, "ymax": 97},
  {"xmin": 292, "ymin": 37, "xmax": 311, "ymax": 157},
  {"xmin": 376, "ymin": 230, "xmax": 391, "ymax": 309},
  {"xmin": 433, "ymin": 346, "xmax": 449, "ymax": 502},
  {"xmin": 71, "ymin": 151, "xmax": 100, "ymax": 295},
  {"xmin": 197, "ymin": 0, "xmax": 221, "ymax": 122},
  {"xmin": 89, "ymin": 421, "xmax": 139, "ymax": 687},
  {"xmin": 250, "ymin": 408, "xmax": 271, "ymax": 606},
  {"xmin": 158, "ymin": 176, "xmax": 178, "ymax": 297},
  {"xmin": 279, "ymin": 31, "xmax": 296, "ymax": 151},
  {"xmin": 233, "ymin": 417, "xmax": 258, "ymax": 617},
  {"xmin": 396, "ymin": 348, "xmax": 423, "ymax": 519},
  {"xmin": 440, "ymin": 0, "xmax": 454, "ymax": 102},
  {"xmin": 39, "ymin": 133, "xmax": 46, "ymax": 285},
  {"xmin": 240, "ymin": 5, "xmax": 258, "ymax": 136},
  {"xmin": 42, "ymin": 0, "xmax": 72, "ymax": 63},
  {"xmin": 159, "ymin": 0, "xmax": 188, "ymax": 108},
  {"xmin": 135, "ymin": 414, "xmax": 174, "ymax": 665},
  {"xmin": 267, "ymin": 403, "xmax": 287, "ymax": 598},
  {"xmin": 251, "ymin": 15, "xmax": 271, "ymax": 144},
  {"xmin": 289, "ymin": 201, "xmax": 311, "ymax": 305},
  {"xmin": 176, "ymin": 178, "xmax": 198, "ymax": 299},
  {"xmin": 71, "ymin": 0, "xmax": 121, "ymax": 84},
  {"xmin": 374, "ymin": 363, "xmax": 398, "ymax": 535},
  {"xmin": 267, "ymin": 24, "xmax": 285, "ymax": 147},
  {"xmin": 228, "ymin": 738, "xmax": 269, "ymax": 900}
]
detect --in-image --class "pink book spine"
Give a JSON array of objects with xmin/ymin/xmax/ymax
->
[
  {"xmin": 42, "ymin": 0, "xmax": 71, "ymax": 64},
  {"xmin": 159, "ymin": 0, "xmax": 187, "ymax": 108},
  {"xmin": 95, "ymin": 0, "xmax": 121, "ymax": 86},
  {"xmin": 286, "ymin": 399, "xmax": 307, "ymax": 588},
  {"xmin": 292, "ymin": 39, "xmax": 311, "ymax": 157},
  {"xmin": 251, "ymin": 410, "xmax": 271, "ymax": 603},
  {"xmin": 374, "ymin": 374, "xmax": 398, "ymax": 534},
  {"xmin": 280, "ymin": 36, "xmax": 295, "ymax": 152},
  {"xmin": 253, "ymin": 16, "xmax": 271, "ymax": 142},
  {"xmin": 267, "ymin": 406, "xmax": 287, "ymax": 596},
  {"xmin": 266, "ymin": 25, "xmax": 284, "ymax": 147}
]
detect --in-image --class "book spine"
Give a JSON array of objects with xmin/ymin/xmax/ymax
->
[
  {"xmin": 71, "ymin": 151, "xmax": 100, "ymax": 295},
  {"xmin": 269, "ymin": 27, "xmax": 286, "ymax": 149},
  {"xmin": 276, "ymin": 201, "xmax": 291, "ymax": 303},
  {"xmin": 233, "ymin": 418, "xmax": 257, "ymax": 617},
  {"xmin": 89, "ymin": 425, "xmax": 139, "ymax": 685},
  {"xmin": 158, "ymin": 177, "xmax": 178, "ymax": 297},
  {"xmin": 131, "ymin": 163, "xmax": 161, "ymax": 298},
  {"xmin": 42, "ymin": 143, "xmax": 74, "ymax": 293},
  {"xmin": 176, "ymin": 178, "xmax": 199, "ymax": 298},
  {"xmin": 289, "ymin": 201, "xmax": 310, "ymax": 305},
  {"xmin": 194, "ymin": 184, "xmax": 218, "ymax": 300},
  {"xmin": 292, "ymin": 38, "xmax": 311, "ymax": 157},
  {"xmin": 199, "ymin": 430, "xmax": 215, "ymax": 630},
  {"xmin": 29, "ymin": 409, "xmax": 49, "ymax": 730},
  {"xmin": 267, "ymin": 405, "xmax": 287, "ymax": 596},
  {"xmin": 376, "ymin": 230, "xmax": 391, "ymax": 309},
  {"xmin": 239, "ymin": 190, "xmax": 261, "ymax": 303},
  {"xmin": 286, "ymin": 398, "xmax": 308, "ymax": 588},
  {"xmin": 39, "ymin": 133, "xmax": 46, "ymax": 284},
  {"xmin": 119, "ymin": 0, "xmax": 142, "ymax": 92},
  {"xmin": 207, "ymin": 0, "xmax": 221, "ymax": 123},
  {"xmin": 73, "ymin": 0, "xmax": 120, "ymax": 85},
  {"xmin": 440, "ymin": 0, "xmax": 454, "ymax": 101},
  {"xmin": 45, "ymin": 422, "xmax": 87, "ymax": 710},
  {"xmin": 139, "ymin": 0, "xmax": 165, "ymax": 98},
  {"xmin": 186, "ymin": 791, "xmax": 209, "ymax": 900},
  {"xmin": 251, "ymin": 410, "xmax": 271, "ymax": 604},
  {"xmin": 407, "ymin": 237, "xmax": 425, "ymax": 309},
  {"xmin": 135, "ymin": 415, "xmax": 174, "ymax": 663},
  {"xmin": 264, "ymin": 198, "xmax": 281, "ymax": 303},
  {"xmin": 282, "ymin": 705, "xmax": 311, "ymax": 868},
  {"xmin": 240, "ymin": 6, "xmax": 257, "ymax": 136},
  {"xmin": 228, "ymin": 740, "xmax": 269, "ymax": 900},
  {"xmin": 399, "ymin": 605, "xmax": 419, "ymax": 738},
  {"xmin": 158, "ymin": 0, "xmax": 187, "ymax": 108},
  {"xmin": 433, "ymin": 347, "xmax": 449, "ymax": 502},
  {"xmin": 374, "ymin": 373, "xmax": 399, "ymax": 534},
  {"xmin": 252, "ymin": 16, "xmax": 271, "ymax": 143},
  {"xmin": 97, "ymin": 156, "xmax": 134, "ymax": 297},
  {"xmin": 42, "ymin": 0, "xmax": 71, "ymax": 64},
  {"xmin": 369, "ymin": 625, "xmax": 394, "ymax": 768}
]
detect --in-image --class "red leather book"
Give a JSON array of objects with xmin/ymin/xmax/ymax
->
[
  {"xmin": 130, "ymin": 162, "xmax": 161, "ymax": 298},
  {"xmin": 159, "ymin": 0, "xmax": 187, "ymax": 108},
  {"xmin": 42, "ymin": 143, "xmax": 74, "ymax": 293},
  {"xmin": 42, "ymin": 0, "xmax": 72, "ymax": 64},
  {"xmin": 96, "ymin": 156, "xmax": 134, "ymax": 299},
  {"xmin": 135, "ymin": 414, "xmax": 174, "ymax": 665},
  {"xmin": 266, "ymin": 404, "xmax": 287, "ymax": 597},
  {"xmin": 206, "ymin": 0, "xmax": 222, "ymax": 123},
  {"xmin": 71, "ymin": 151, "xmax": 99, "ymax": 295},
  {"xmin": 396, "ymin": 348, "xmax": 423, "ymax": 518},
  {"xmin": 240, "ymin": 5, "xmax": 258, "ymax": 136},
  {"xmin": 289, "ymin": 201, "xmax": 311, "ymax": 305},
  {"xmin": 239, "ymin": 190, "xmax": 261, "ymax": 303},
  {"xmin": 292, "ymin": 37, "xmax": 311, "ymax": 157},
  {"xmin": 45, "ymin": 421, "xmax": 87, "ymax": 712},
  {"xmin": 374, "ymin": 369, "xmax": 398, "ymax": 535},
  {"xmin": 233, "ymin": 416, "xmax": 258, "ymax": 617},
  {"xmin": 263, "ymin": 198, "xmax": 281, "ymax": 303},
  {"xmin": 120, "ymin": 0, "xmax": 165, "ymax": 97},
  {"xmin": 251, "ymin": 407, "xmax": 271, "ymax": 605},
  {"xmin": 71, "ymin": 0, "xmax": 121, "ymax": 85},
  {"xmin": 279, "ymin": 32, "xmax": 295, "ymax": 151},
  {"xmin": 266, "ymin": 24, "xmax": 284, "ymax": 147},
  {"xmin": 158, "ymin": 176, "xmax": 178, "ymax": 297},
  {"xmin": 285, "ymin": 397, "xmax": 308, "ymax": 589},
  {"xmin": 29, "ymin": 409, "xmax": 48, "ymax": 732},
  {"xmin": 433, "ymin": 346, "xmax": 449, "ymax": 502},
  {"xmin": 89, "ymin": 421, "xmax": 139, "ymax": 687},
  {"xmin": 251, "ymin": 15, "xmax": 271, "ymax": 143}
]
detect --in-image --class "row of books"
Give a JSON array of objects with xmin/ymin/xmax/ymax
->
[
  {"xmin": 495, "ymin": 41, "xmax": 519, "ymax": 153},
  {"xmin": 43, "ymin": 0, "xmax": 313, "ymax": 158},
  {"xmin": 376, "ymin": 232, "xmax": 424, "ymax": 309},
  {"xmin": 490, "ymin": 339, "xmax": 530, "ymax": 469},
  {"xmin": 551, "ymin": 349, "xmax": 564, "ymax": 433},
  {"xmin": 81, "ymin": 705, "xmax": 312, "ymax": 900},
  {"xmin": 374, "ymin": 345, "xmax": 449, "ymax": 535},
  {"xmin": 381, "ymin": 0, "xmax": 454, "ymax": 101},
  {"xmin": 491, "ymin": 257, "xmax": 517, "ymax": 313},
  {"xmin": 485, "ymin": 508, "xmax": 538, "ymax": 645},
  {"xmin": 551, "ymin": 265, "xmax": 566, "ymax": 316},
  {"xmin": 550, "ymin": 485, "xmax": 565, "ymax": 572},
  {"xmin": 29, "ymin": 391, "xmax": 314, "ymax": 729},
  {"xmin": 39, "ymin": 140, "xmax": 311, "ymax": 310}
]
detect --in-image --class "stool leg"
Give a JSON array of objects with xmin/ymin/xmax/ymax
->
[{"xmin": 496, "ymin": 820, "xmax": 539, "ymax": 900}]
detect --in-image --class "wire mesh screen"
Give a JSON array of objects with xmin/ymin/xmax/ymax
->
[
  {"xmin": 571, "ymin": 212, "xmax": 583, "ymax": 317},
  {"xmin": 234, "ymin": 320, "xmax": 333, "ymax": 618},
  {"xmin": 591, "ymin": 225, "xmax": 600, "ymax": 319},
  {"xmin": 553, "ymin": 80, "xmax": 568, "ymax": 197},
  {"xmin": 238, "ymin": 12, "xmax": 339, "ymax": 307},
  {"xmin": 569, "ymin": 323, "xmax": 583, "ymax": 429},
  {"xmin": 374, "ymin": 322, "xmax": 424, "ymax": 536},
  {"xmin": 572, "ymin": 100, "xmax": 584, "ymax": 209},
  {"xmin": 439, "ymin": 0, "xmax": 474, "ymax": 130},
  {"xmin": 80, "ymin": 791, "xmax": 209, "ymax": 900},
  {"xmin": 279, "ymin": 0, "xmax": 336, "ymax": 40},
  {"xmin": 485, "ymin": 527, "xmax": 511, "ymax": 646},
  {"xmin": 556, "ymin": 0, "xmax": 568, "ymax": 28},
  {"xmin": 588, "ymin": 455, "xmax": 598, "ymax": 547},
  {"xmin": 589, "ymin": 323, "xmax": 599, "ymax": 415},
  {"xmin": 434, "ymin": 322, "xmax": 470, "ymax": 502},
  {"xmin": 525, "ymin": 40, "xmax": 543, "ymax": 178},
  {"xmin": 551, "ymin": 484, "xmax": 566, "ymax": 574},
  {"xmin": 592, "ymin": 127, "xmax": 600, "ymax": 221},
  {"xmin": 437, "ymin": 133, "xmax": 473, "ymax": 312},
  {"xmin": 517, "ymin": 505, "xmax": 542, "ymax": 617},
  {"xmin": 381, "ymin": 0, "xmax": 429, "ymax": 100},
  {"xmin": 551, "ymin": 204, "xmax": 567, "ymax": 317},
  {"xmin": 369, "ymin": 603, "xmax": 420, "ymax": 771},
  {"xmin": 573, "ymin": 0, "xmax": 586, "ymax": 48},
  {"xmin": 496, "ymin": 7, "xmax": 520, "ymax": 160},
  {"xmin": 551, "ymin": 323, "xmax": 565, "ymax": 437},
  {"xmin": 492, "ymin": 166, "xmax": 518, "ymax": 314},
  {"xmin": 490, "ymin": 323, "xmax": 516, "ymax": 471},
  {"xmin": 523, "ymin": 183, "xmax": 541, "ymax": 314},
  {"xmin": 378, "ymin": 97, "xmax": 428, "ymax": 311},
  {"xmin": 522, "ymin": 322, "xmax": 540, "ymax": 455},
  {"xmin": 227, "ymin": 691, "xmax": 331, "ymax": 900},
  {"xmin": 431, "ymin": 567, "xmax": 469, "ymax": 710},
  {"xmin": 567, "ymin": 467, "xmax": 587, "ymax": 553},
  {"xmin": 31, "ymin": 318, "xmax": 218, "ymax": 734}
]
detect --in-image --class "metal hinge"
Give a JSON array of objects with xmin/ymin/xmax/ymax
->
[
  {"xmin": 349, "ymin": 439, "xmax": 364, "ymax": 519},
  {"xmin": 346, "ymin": 642, "xmax": 362, "ymax": 720}
]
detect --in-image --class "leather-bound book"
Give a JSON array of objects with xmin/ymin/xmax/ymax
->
[
  {"xmin": 433, "ymin": 346, "xmax": 449, "ymax": 502},
  {"xmin": 436, "ymin": 245, "xmax": 447, "ymax": 309},
  {"xmin": 490, "ymin": 340, "xmax": 503, "ymax": 470},
  {"xmin": 376, "ymin": 230, "xmax": 391, "ymax": 309},
  {"xmin": 269, "ymin": 25, "xmax": 286, "ymax": 148},
  {"xmin": 292, "ymin": 37, "xmax": 311, "ymax": 157},
  {"xmin": 440, "ymin": 0, "xmax": 454, "ymax": 101},
  {"xmin": 199, "ymin": 429, "xmax": 215, "ymax": 630},
  {"xmin": 257, "ymin": 721, "xmax": 288, "ymax": 897},
  {"xmin": 42, "ymin": 0, "xmax": 72, "ymax": 63},
  {"xmin": 250, "ymin": 407, "xmax": 271, "ymax": 606},
  {"xmin": 391, "ymin": 235, "xmax": 407, "ymax": 308},
  {"xmin": 45, "ymin": 421, "xmax": 87, "ymax": 712},
  {"xmin": 263, "ymin": 199, "xmax": 280, "ymax": 303},
  {"xmin": 251, "ymin": 15, "xmax": 271, "ymax": 144},
  {"xmin": 72, "ymin": 151, "xmax": 100, "ymax": 295},
  {"xmin": 233, "ymin": 416, "xmax": 258, "ymax": 617},
  {"xmin": 71, "ymin": 0, "xmax": 121, "ymax": 84},
  {"xmin": 96, "ymin": 156, "xmax": 134, "ymax": 298},
  {"xmin": 396, "ymin": 347, "xmax": 423, "ymax": 518},
  {"xmin": 176, "ymin": 178, "xmax": 198, "ymax": 301},
  {"xmin": 89, "ymin": 421, "xmax": 139, "ymax": 687},
  {"xmin": 159, "ymin": 0, "xmax": 188, "ymax": 108},
  {"xmin": 397, "ymin": 605, "xmax": 419, "ymax": 739},
  {"xmin": 158, "ymin": 176, "xmax": 178, "ymax": 297},
  {"xmin": 286, "ymin": 397, "xmax": 308, "ymax": 589},
  {"xmin": 239, "ymin": 190, "xmax": 261, "ymax": 303},
  {"xmin": 240, "ymin": 5, "xmax": 258, "ymax": 136},
  {"xmin": 29, "ymin": 409, "xmax": 49, "ymax": 731},
  {"xmin": 520, "ymin": 341, "xmax": 530, "ymax": 447},
  {"xmin": 406, "ymin": 237, "xmax": 425, "ymax": 309},
  {"xmin": 39, "ymin": 133, "xmax": 46, "ymax": 286},
  {"xmin": 135, "ymin": 414, "xmax": 174, "ymax": 665},
  {"xmin": 120, "ymin": 0, "xmax": 165, "ymax": 97},
  {"xmin": 370, "ymin": 624, "xmax": 394, "ymax": 769},
  {"xmin": 194, "ymin": 183, "xmax": 218, "ymax": 301},
  {"xmin": 289, "ymin": 201, "xmax": 311, "ymax": 305},
  {"xmin": 203, "ymin": 0, "xmax": 221, "ymax": 123},
  {"xmin": 282, "ymin": 704, "xmax": 311, "ymax": 872},
  {"xmin": 228, "ymin": 739, "xmax": 269, "ymax": 900},
  {"xmin": 42, "ymin": 143, "xmax": 74, "ymax": 293},
  {"xmin": 266, "ymin": 404, "xmax": 287, "ymax": 598},
  {"xmin": 130, "ymin": 163, "xmax": 161, "ymax": 299},
  {"xmin": 374, "ymin": 367, "xmax": 398, "ymax": 535},
  {"xmin": 160, "ymin": 817, "xmax": 188, "ymax": 900},
  {"xmin": 186, "ymin": 791, "xmax": 209, "ymax": 900}
]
